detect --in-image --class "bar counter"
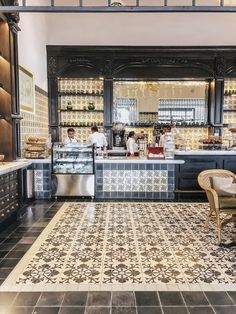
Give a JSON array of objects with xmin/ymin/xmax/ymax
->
[{"xmin": 95, "ymin": 157, "xmax": 184, "ymax": 200}]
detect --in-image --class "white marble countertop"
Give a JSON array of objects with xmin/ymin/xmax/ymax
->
[
  {"xmin": 26, "ymin": 158, "xmax": 51, "ymax": 163},
  {"xmin": 95, "ymin": 158, "xmax": 184, "ymax": 164},
  {"xmin": 175, "ymin": 150, "xmax": 236, "ymax": 155},
  {"xmin": 0, "ymin": 159, "xmax": 32, "ymax": 176}
]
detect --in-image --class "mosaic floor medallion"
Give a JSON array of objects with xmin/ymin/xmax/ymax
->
[{"xmin": 1, "ymin": 202, "xmax": 236, "ymax": 291}]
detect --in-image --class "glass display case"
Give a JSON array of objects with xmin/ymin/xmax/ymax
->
[{"xmin": 52, "ymin": 143, "xmax": 95, "ymax": 197}]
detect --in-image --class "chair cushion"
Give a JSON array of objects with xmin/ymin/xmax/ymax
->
[
  {"xmin": 212, "ymin": 176, "xmax": 236, "ymax": 197},
  {"xmin": 219, "ymin": 196, "xmax": 236, "ymax": 210}
]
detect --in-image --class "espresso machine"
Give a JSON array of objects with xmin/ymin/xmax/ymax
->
[{"xmin": 112, "ymin": 123, "xmax": 126, "ymax": 149}]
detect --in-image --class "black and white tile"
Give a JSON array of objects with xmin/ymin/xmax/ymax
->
[{"xmin": 1, "ymin": 202, "xmax": 236, "ymax": 291}]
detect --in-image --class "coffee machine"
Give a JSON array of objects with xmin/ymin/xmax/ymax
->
[{"xmin": 112, "ymin": 123, "xmax": 126, "ymax": 149}]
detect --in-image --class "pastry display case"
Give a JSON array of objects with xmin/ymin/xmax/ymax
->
[{"xmin": 52, "ymin": 143, "xmax": 95, "ymax": 197}]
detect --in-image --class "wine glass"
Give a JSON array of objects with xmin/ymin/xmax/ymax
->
[{"xmin": 0, "ymin": 154, "xmax": 5, "ymax": 165}]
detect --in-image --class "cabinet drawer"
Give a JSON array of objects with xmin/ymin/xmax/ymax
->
[
  {"xmin": 9, "ymin": 171, "xmax": 18, "ymax": 181},
  {"xmin": 0, "ymin": 183, "xmax": 9, "ymax": 197},
  {"xmin": 9, "ymin": 180, "xmax": 18, "ymax": 191},
  {"xmin": 0, "ymin": 195, "xmax": 11, "ymax": 208},
  {"xmin": 8, "ymin": 201, "xmax": 19, "ymax": 213},
  {"xmin": 9, "ymin": 192, "xmax": 18, "ymax": 203},
  {"xmin": 0, "ymin": 174, "xmax": 10, "ymax": 186},
  {"xmin": 0, "ymin": 205, "xmax": 11, "ymax": 221}
]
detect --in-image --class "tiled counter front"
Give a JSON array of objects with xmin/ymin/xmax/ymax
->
[
  {"xmin": 95, "ymin": 159, "xmax": 184, "ymax": 200},
  {"xmin": 28, "ymin": 159, "xmax": 51, "ymax": 199}
]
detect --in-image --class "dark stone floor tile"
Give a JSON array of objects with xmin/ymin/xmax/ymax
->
[
  {"xmin": 18, "ymin": 237, "xmax": 37, "ymax": 244},
  {"xmin": 0, "ymin": 258, "xmax": 20, "ymax": 268},
  {"xmin": 24, "ymin": 231, "xmax": 42, "ymax": 237},
  {"xmin": 13, "ymin": 244, "xmax": 32, "ymax": 251},
  {"xmin": 0, "ymin": 279, "xmax": 5, "ymax": 285},
  {"xmin": 13, "ymin": 292, "xmax": 41, "ymax": 306},
  {"xmin": 85, "ymin": 307, "xmax": 110, "ymax": 314},
  {"xmin": 0, "ymin": 267, "xmax": 13, "ymax": 278},
  {"xmin": 30, "ymin": 227, "xmax": 45, "ymax": 232},
  {"xmin": 159, "ymin": 291, "xmax": 185, "ymax": 306},
  {"xmin": 188, "ymin": 306, "xmax": 215, "ymax": 314},
  {"xmin": 112, "ymin": 292, "xmax": 135, "ymax": 307},
  {"xmin": 0, "ymin": 251, "xmax": 8, "ymax": 258},
  {"xmin": 162, "ymin": 307, "xmax": 188, "ymax": 314},
  {"xmin": 37, "ymin": 292, "xmax": 64, "ymax": 306},
  {"xmin": 2, "ymin": 238, "xmax": 19, "ymax": 245},
  {"xmin": 0, "ymin": 243, "xmax": 15, "ymax": 251},
  {"xmin": 5, "ymin": 250, "xmax": 26, "ymax": 259},
  {"xmin": 62, "ymin": 292, "xmax": 87, "ymax": 306},
  {"xmin": 213, "ymin": 306, "xmax": 236, "ymax": 314},
  {"xmin": 33, "ymin": 307, "xmax": 60, "ymax": 314},
  {"xmin": 15, "ymin": 226, "xmax": 31, "ymax": 231},
  {"xmin": 205, "ymin": 292, "xmax": 234, "ymax": 305},
  {"xmin": 112, "ymin": 307, "xmax": 136, "ymax": 314},
  {"xmin": 137, "ymin": 306, "xmax": 162, "ymax": 314},
  {"xmin": 7, "ymin": 306, "xmax": 35, "ymax": 314},
  {"xmin": 227, "ymin": 292, "xmax": 236, "ymax": 304},
  {"xmin": 87, "ymin": 292, "xmax": 111, "ymax": 306},
  {"xmin": 182, "ymin": 292, "xmax": 209, "ymax": 306},
  {"xmin": 135, "ymin": 291, "xmax": 159, "ymax": 306},
  {"xmin": 60, "ymin": 307, "xmax": 85, "ymax": 314},
  {"xmin": 0, "ymin": 292, "xmax": 17, "ymax": 306}
]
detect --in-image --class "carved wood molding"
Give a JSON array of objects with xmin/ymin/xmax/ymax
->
[
  {"xmin": 215, "ymin": 56, "xmax": 226, "ymax": 77},
  {"xmin": 48, "ymin": 56, "xmax": 58, "ymax": 76},
  {"xmin": 141, "ymin": 57, "xmax": 189, "ymax": 65}
]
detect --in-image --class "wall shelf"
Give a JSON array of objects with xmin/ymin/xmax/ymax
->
[
  {"xmin": 58, "ymin": 92, "xmax": 103, "ymax": 97},
  {"xmin": 60, "ymin": 124, "xmax": 103, "ymax": 128},
  {"xmin": 59, "ymin": 109, "xmax": 104, "ymax": 113}
]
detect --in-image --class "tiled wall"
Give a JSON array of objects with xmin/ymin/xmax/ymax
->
[
  {"xmin": 27, "ymin": 162, "xmax": 52, "ymax": 199},
  {"xmin": 20, "ymin": 85, "xmax": 49, "ymax": 154},
  {"xmin": 95, "ymin": 163, "xmax": 175, "ymax": 200}
]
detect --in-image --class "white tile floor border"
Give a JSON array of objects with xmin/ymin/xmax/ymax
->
[{"xmin": 1, "ymin": 202, "xmax": 236, "ymax": 292}]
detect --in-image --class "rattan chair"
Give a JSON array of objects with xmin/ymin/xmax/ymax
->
[{"xmin": 198, "ymin": 169, "xmax": 236, "ymax": 242}]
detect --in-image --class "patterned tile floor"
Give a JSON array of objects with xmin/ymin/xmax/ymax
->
[
  {"xmin": 1, "ymin": 202, "xmax": 236, "ymax": 292},
  {"xmin": 0, "ymin": 201, "xmax": 235, "ymax": 313}
]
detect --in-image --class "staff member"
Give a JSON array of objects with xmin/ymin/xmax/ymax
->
[
  {"xmin": 126, "ymin": 131, "xmax": 139, "ymax": 156},
  {"xmin": 159, "ymin": 125, "xmax": 171, "ymax": 147},
  {"xmin": 88, "ymin": 126, "xmax": 107, "ymax": 147},
  {"xmin": 171, "ymin": 121, "xmax": 184, "ymax": 142},
  {"xmin": 64, "ymin": 128, "xmax": 78, "ymax": 146}
]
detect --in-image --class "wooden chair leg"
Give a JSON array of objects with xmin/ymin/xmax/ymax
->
[
  {"xmin": 216, "ymin": 214, "xmax": 221, "ymax": 242},
  {"xmin": 204, "ymin": 207, "xmax": 214, "ymax": 228}
]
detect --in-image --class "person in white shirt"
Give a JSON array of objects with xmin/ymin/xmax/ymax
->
[
  {"xmin": 171, "ymin": 121, "xmax": 184, "ymax": 142},
  {"xmin": 126, "ymin": 131, "xmax": 139, "ymax": 156},
  {"xmin": 88, "ymin": 126, "xmax": 107, "ymax": 148},
  {"xmin": 159, "ymin": 125, "xmax": 171, "ymax": 147},
  {"xmin": 64, "ymin": 128, "xmax": 78, "ymax": 146}
]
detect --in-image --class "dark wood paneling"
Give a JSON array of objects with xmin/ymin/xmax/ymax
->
[
  {"xmin": 175, "ymin": 155, "xmax": 236, "ymax": 199},
  {"xmin": 47, "ymin": 46, "xmax": 236, "ymax": 142}
]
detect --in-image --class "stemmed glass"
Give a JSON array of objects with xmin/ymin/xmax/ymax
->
[{"xmin": 0, "ymin": 154, "xmax": 5, "ymax": 165}]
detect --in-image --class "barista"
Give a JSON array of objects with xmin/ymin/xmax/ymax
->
[
  {"xmin": 171, "ymin": 121, "xmax": 184, "ymax": 142},
  {"xmin": 88, "ymin": 126, "xmax": 107, "ymax": 148},
  {"xmin": 64, "ymin": 128, "xmax": 78, "ymax": 145},
  {"xmin": 126, "ymin": 131, "xmax": 139, "ymax": 156},
  {"xmin": 159, "ymin": 125, "xmax": 171, "ymax": 147}
]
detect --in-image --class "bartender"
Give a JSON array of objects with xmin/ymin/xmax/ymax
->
[
  {"xmin": 64, "ymin": 128, "xmax": 78, "ymax": 146},
  {"xmin": 88, "ymin": 126, "xmax": 107, "ymax": 148},
  {"xmin": 159, "ymin": 125, "xmax": 171, "ymax": 147},
  {"xmin": 171, "ymin": 121, "xmax": 184, "ymax": 142},
  {"xmin": 126, "ymin": 131, "xmax": 139, "ymax": 156}
]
